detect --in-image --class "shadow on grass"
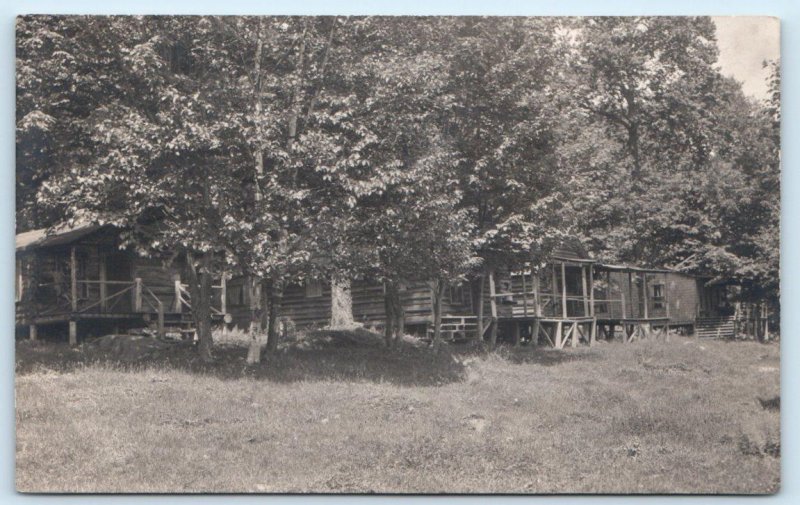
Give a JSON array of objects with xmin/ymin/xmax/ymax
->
[
  {"xmin": 15, "ymin": 330, "xmax": 467, "ymax": 387},
  {"xmin": 492, "ymin": 343, "xmax": 602, "ymax": 367}
]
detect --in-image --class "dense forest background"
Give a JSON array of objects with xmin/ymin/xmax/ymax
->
[{"xmin": 16, "ymin": 16, "xmax": 780, "ymax": 357}]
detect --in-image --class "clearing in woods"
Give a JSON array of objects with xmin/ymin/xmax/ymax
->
[{"xmin": 15, "ymin": 331, "xmax": 780, "ymax": 493}]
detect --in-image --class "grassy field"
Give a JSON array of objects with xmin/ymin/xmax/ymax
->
[{"xmin": 15, "ymin": 331, "xmax": 780, "ymax": 494}]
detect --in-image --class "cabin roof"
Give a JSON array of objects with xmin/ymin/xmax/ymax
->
[
  {"xmin": 16, "ymin": 222, "xmax": 103, "ymax": 252},
  {"xmin": 550, "ymin": 238, "xmax": 593, "ymax": 262},
  {"xmin": 597, "ymin": 263, "xmax": 674, "ymax": 274}
]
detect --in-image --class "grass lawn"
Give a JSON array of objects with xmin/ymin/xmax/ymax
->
[{"xmin": 15, "ymin": 332, "xmax": 780, "ymax": 493}]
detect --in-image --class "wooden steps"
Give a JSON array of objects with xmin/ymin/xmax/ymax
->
[
  {"xmin": 695, "ymin": 316, "xmax": 735, "ymax": 339},
  {"xmin": 426, "ymin": 315, "xmax": 477, "ymax": 342}
]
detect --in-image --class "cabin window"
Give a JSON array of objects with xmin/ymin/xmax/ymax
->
[
  {"xmin": 78, "ymin": 253, "xmax": 89, "ymax": 299},
  {"xmin": 227, "ymin": 283, "xmax": 245, "ymax": 306},
  {"xmin": 652, "ymin": 283, "xmax": 665, "ymax": 309},
  {"xmin": 449, "ymin": 284, "xmax": 464, "ymax": 305},
  {"xmin": 305, "ymin": 279, "xmax": 323, "ymax": 298}
]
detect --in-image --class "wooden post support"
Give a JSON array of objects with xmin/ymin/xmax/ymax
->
[
  {"xmin": 488, "ymin": 269, "xmax": 498, "ymax": 348},
  {"xmin": 69, "ymin": 320, "xmax": 77, "ymax": 346},
  {"xmin": 534, "ymin": 271, "xmax": 541, "ymax": 317},
  {"xmin": 560, "ymin": 262, "xmax": 567, "ymax": 318},
  {"xmin": 476, "ymin": 273, "xmax": 485, "ymax": 343},
  {"xmin": 70, "ymin": 246, "xmax": 78, "ymax": 312},
  {"xmin": 134, "ymin": 277, "xmax": 143, "ymax": 312},
  {"xmin": 555, "ymin": 321, "xmax": 563, "ymax": 349},
  {"xmin": 581, "ymin": 266, "xmax": 589, "ymax": 317},
  {"xmin": 571, "ymin": 322, "xmax": 577, "ymax": 348},
  {"xmin": 590, "ymin": 319, "xmax": 597, "ymax": 346},
  {"xmin": 174, "ymin": 279, "xmax": 183, "ymax": 313},
  {"xmin": 29, "ymin": 324, "xmax": 37, "ymax": 341},
  {"xmin": 620, "ymin": 277, "xmax": 627, "ymax": 320},
  {"xmin": 589, "ymin": 266, "xmax": 595, "ymax": 317},
  {"xmin": 521, "ymin": 269, "xmax": 528, "ymax": 318},
  {"xmin": 157, "ymin": 300, "xmax": 165, "ymax": 339},
  {"xmin": 512, "ymin": 322, "xmax": 521, "ymax": 347},
  {"xmin": 488, "ymin": 270, "xmax": 498, "ymax": 319},
  {"xmin": 99, "ymin": 253, "xmax": 107, "ymax": 312},
  {"xmin": 220, "ymin": 272, "xmax": 227, "ymax": 316},
  {"xmin": 551, "ymin": 264, "xmax": 558, "ymax": 317},
  {"xmin": 532, "ymin": 318, "xmax": 541, "ymax": 345},
  {"xmin": 627, "ymin": 271, "xmax": 634, "ymax": 318},
  {"xmin": 642, "ymin": 273, "xmax": 649, "ymax": 320}
]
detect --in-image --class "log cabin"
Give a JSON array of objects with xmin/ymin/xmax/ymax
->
[
  {"xmin": 15, "ymin": 224, "xmax": 732, "ymax": 345},
  {"xmin": 224, "ymin": 276, "xmax": 475, "ymax": 338},
  {"xmin": 15, "ymin": 223, "xmax": 226, "ymax": 343}
]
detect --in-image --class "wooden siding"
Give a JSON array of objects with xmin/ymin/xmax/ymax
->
[
  {"xmin": 213, "ymin": 275, "xmax": 488, "ymax": 331},
  {"xmin": 281, "ymin": 281, "xmax": 332, "ymax": 328}
]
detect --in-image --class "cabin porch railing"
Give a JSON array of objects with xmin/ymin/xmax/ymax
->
[
  {"xmin": 175, "ymin": 283, "xmax": 225, "ymax": 316},
  {"xmin": 493, "ymin": 291, "xmax": 596, "ymax": 319},
  {"xmin": 490, "ymin": 291, "xmax": 668, "ymax": 321},
  {"xmin": 19, "ymin": 275, "xmax": 230, "ymax": 340}
]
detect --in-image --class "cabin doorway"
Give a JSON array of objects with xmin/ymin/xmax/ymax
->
[
  {"xmin": 104, "ymin": 252, "xmax": 132, "ymax": 311},
  {"xmin": 105, "ymin": 252, "xmax": 131, "ymax": 282}
]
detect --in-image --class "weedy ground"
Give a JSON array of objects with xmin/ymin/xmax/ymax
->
[{"xmin": 15, "ymin": 330, "xmax": 780, "ymax": 493}]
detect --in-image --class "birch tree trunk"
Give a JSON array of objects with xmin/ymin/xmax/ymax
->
[
  {"xmin": 246, "ymin": 20, "xmax": 266, "ymax": 365},
  {"xmin": 246, "ymin": 276, "xmax": 264, "ymax": 364},
  {"xmin": 330, "ymin": 276, "xmax": 354, "ymax": 328},
  {"xmin": 266, "ymin": 280, "xmax": 283, "ymax": 353}
]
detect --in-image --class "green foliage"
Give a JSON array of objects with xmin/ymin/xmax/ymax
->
[{"xmin": 17, "ymin": 15, "xmax": 781, "ymax": 314}]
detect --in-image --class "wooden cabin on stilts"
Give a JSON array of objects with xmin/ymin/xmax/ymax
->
[
  {"xmin": 493, "ymin": 242, "xmax": 598, "ymax": 349},
  {"xmin": 15, "ymin": 223, "xmax": 228, "ymax": 344},
  {"xmin": 592, "ymin": 264, "xmax": 671, "ymax": 343}
]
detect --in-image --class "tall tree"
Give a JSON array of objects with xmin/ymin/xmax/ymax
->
[
  {"xmin": 34, "ymin": 16, "xmax": 256, "ymax": 361},
  {"xmin": 444, "ymin": 17, "xmax": 572, "ymax": 344}
]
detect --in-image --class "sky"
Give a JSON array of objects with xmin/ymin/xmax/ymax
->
[{"xmin": 713, "ymin": 16, "xmax": 780, "ymax": 100}]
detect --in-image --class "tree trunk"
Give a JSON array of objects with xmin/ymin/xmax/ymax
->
[
  {"xmin": 266, "ymin": 279, "xmax": 283, "ymax": 353},
  {"xmin": 246, "ymin": 276, "xmax": 264, "ymax": 365},
  {"xmin": 475, "ymin": 274, "xmax": 485, "ymax": 344},
  {"xmin": 288, "ymin": 20, "xmax": 309, "ymax": 186},
  {"xmin": 330, "ymin": 276, "xmax": 354, "ymax": 328},
  {"xmin": 489, "ymin": 317, "xmax": 498, "ymax": 350},
  {"xmin": 383, "ymin": 282, "xmax": 395, "ymax": 348},
  {"xmin": 432, "ymin": 280, "xmax": 446, "ymax": 352},
  {"xmin": 252, "ymin": 18, "xmax": 265, "ymax": 201},
  {"xmin": 622, "ymin": 87, "xmax": 642, "ymax": 181},
  {"xmin": 245, "ymin": 19, "xmax": 267, "ymax": 367},
  {"xmin": 393, "ymin": 284, "xmax": 405, "ymax": 345},
  {"xmin": 186, "ymin": 251, "xmax": 214, "ymax": 363}
]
